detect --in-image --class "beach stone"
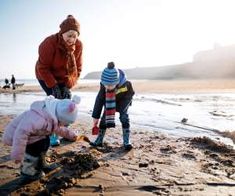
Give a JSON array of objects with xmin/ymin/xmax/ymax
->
[
  {"xmin": 182, "ymin": 153, "xmax": 196, "ymax": 160},
  {"xmin": 139, "ymin": 162, "xmax": 149, "ymax": 167},
  {"xmin": 122, "ymin": 172, "xmax": 129, "ymax": 176},
  {"xmin": 229, "ymin": 173, "xmax": 235, "ymax": 179}
]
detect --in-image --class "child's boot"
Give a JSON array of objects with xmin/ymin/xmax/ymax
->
[
  {"xmin": 20, "ymin": 153, "xmax": 45, "ymax": 181},
  {"xmin": 123, "ymin": 128, "xmax": 133, "ymax": 150},
  {"xmin": 90, "ymin": 129, "xmax": 106, "ymax": 147},
  {"xmin": 50, "ymin": 133, "xmax": 60, "ymax": 146}
]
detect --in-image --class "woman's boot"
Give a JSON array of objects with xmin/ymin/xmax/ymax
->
[{"xmin": 50, "ymin": 133, "xmax": 60, "ymax": 146}]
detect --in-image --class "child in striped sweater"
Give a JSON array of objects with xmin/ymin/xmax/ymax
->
[{"xmin": 90, "ymin": 62, "xmax": 135, "ymax": 150}]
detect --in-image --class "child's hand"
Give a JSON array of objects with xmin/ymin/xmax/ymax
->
[
  {"xmin": 76, "ymin": 135, "xmax": 91, "ymax": 143},
  {"xmin": 93, "ymin": 118, "xmax": 99, "ymax": 127}
]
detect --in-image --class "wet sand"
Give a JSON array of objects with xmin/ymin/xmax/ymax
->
[
  {"xmin": 0, "ymin": 79, "xmax": 235, "ymax": 195},
  {"xmin": 0, "ymin": 117, "xmax": 235, "ymax": 195}
]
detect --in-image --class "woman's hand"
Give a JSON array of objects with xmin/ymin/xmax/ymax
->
[
  {"xmin": 52, "ymin": 85, "xmax": 62, "ymax": 99},
  {"xmin": 61, "ymin": 86, "xmax": 71, "ymax": 99}
]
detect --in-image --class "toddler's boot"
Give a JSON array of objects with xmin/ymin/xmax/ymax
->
[
  {"xmin": 90, "ymin": 129, "xmax": 106, "ymax": 147},
  {"xmin": 123, "ymin": 128, "xmax": 133, "ymax": 150},
  {"xmin": 20, "ymin": 153, "xmax": 45, "ymax": 181}
]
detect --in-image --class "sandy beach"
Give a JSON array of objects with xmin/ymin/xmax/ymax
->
[{"xmin": 0, "ymin": 79, "xmax": 235, "ymax": 195}]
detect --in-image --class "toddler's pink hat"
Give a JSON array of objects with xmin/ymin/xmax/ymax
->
[{"xmin": 56, "ymin": 95, "xmax": 81, "ymax": 125}]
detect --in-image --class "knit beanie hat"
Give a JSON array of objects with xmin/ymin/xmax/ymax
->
[
  {"xmin": 56, "ymin": 95, "xmax": 81, "ymax": 125},
  {"xmin": 59, "ymin": 15, "xmax": 80, "ymax": 35},
  {"xmin": 101, "ymin": 62, "xmax": 119, "ymax": 86}
]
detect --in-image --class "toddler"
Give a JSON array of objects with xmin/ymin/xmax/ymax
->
[{"xmin": 2, "ymin": 95, "xmax": 81, "ymax": 180}]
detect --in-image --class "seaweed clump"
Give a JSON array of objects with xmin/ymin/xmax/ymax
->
[{"xmin": 190, "ymin": 137, "xmax": 234, "ymax": 153}]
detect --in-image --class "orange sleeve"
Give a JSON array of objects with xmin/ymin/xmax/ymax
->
[{"xmin": 36, "ymin": 38, "xmax": 57, "ymax": 88}]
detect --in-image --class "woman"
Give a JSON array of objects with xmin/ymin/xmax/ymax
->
[{"xmin": 35, "ymin": 15, "xmax": 83, "ymax": 146}]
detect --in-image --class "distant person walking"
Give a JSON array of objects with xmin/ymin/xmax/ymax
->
[
  {"xmin": 35, "ymin": 15, "xmax": 83, "ymax": 146},
  {"xmin": 3, "ymin": 78, "xmax": 10, "ymax": 89},
  {"xmin": 11, "ymin": 74, "xmax": 16, "ymax": 90}
]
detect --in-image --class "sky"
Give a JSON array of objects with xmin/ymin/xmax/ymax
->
[{"xmin": 1, "ymin": 0, "xmax": 235, "ymax": 79}]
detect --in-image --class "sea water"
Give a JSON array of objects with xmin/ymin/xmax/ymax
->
[
  {"xmin": 0, "ymin": 91, "xmax": 234, "ymax": 147},
  {"xmin": 0, "ymin": 79, "xmax": 100, "ymax": 87}
]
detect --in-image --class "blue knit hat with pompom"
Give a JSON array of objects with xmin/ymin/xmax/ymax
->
[{"xmin": 101, "ymin": 62, "xmax": 119, "ymax": 86}]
